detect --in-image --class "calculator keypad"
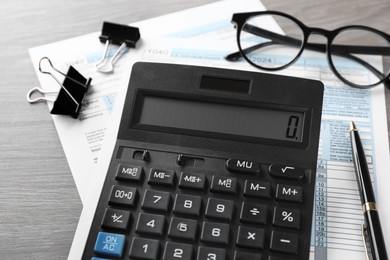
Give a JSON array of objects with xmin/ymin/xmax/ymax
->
[{"xmin": 86, "ymin": 149, "xmax": 311, "ymax": 260}]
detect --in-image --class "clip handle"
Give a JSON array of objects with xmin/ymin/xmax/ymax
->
[
  {"xmin": 26, "ymin": 87, "xmax": 57, "ymax": 103},
  {"xmin": 96, "ymin": 42, "xmax": 127, "ymax": 73}
]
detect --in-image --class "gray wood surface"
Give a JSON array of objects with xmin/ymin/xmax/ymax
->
[{"xmin": 0, "ymin": 0, "xmax": 388, "ymax": 259}]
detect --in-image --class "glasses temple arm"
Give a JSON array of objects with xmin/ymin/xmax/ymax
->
[
  {"xmin": 235, "ymin": 24, "xmax": 390, "ymax": 55},
  {"xmin": 334, "ymin": 51, "xmax": 390, "ymax": 88},
  {"xmin": 225, "ymin": 41, "xmax": 275, "ymax": 61},
  {"xmin": 225, "ymin": 25, "xmax": 325, "ymax": 61}
]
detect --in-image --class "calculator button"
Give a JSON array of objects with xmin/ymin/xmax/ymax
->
[
  {"xmin": 116, "ymin": 164, "xmax": 143, "ymax": 182},
  {"xmin": 135, "ymin": 212, "xmax": 166, "ymax": 236},
  {"xmin": 275, "ymin": 184, "xmax": 303, "ymax": 203},
  {"xmin": 197, "ymin": 246, "xmax": 226, "ymax": 260},
  {"xmin": 210, "ymin": 175, "xmax": 238, "ymax": 194},
  {"xmin": 240, "ymin": 202, "xmax": 267, "ymax": 224},
  {"xmin": 243, "ymin": 180, "xmax": 271, "ymax": 198},
  {"xmin": 101, "ymin": 208, "xmax": 131, "ymax": 230},
  {"xmin": 205, "ymin": 198, "xmax": 234, "ymax": 221},
  {"xmin": 173, "ymin": 194, "xmax": 202, "ymax": 216},
  {"xmin": 200, "ymin": 221, "xmax": 230, "ymax": 245},
  {"xmin": 226, "ymin": 158, "xmax": 261, "ymax": 174},
  {"xmin": 233, "ymin": 250, "xmax": 262, "ymax": 260},
  {"xmin": 236, "ymin": 225, "xmax": 265, "ymax": 249},
  {"xmin": 148, "ymin": 168, "xmax": 175, "ymax": 186},
  {"xmin": 168, "ymin": 217, "xmax": 198, "ymax": 241},
  {"xmin": 273, "ymin": 207, "xmax": 301, "ymax": 229},
  {"xmin": 141, "ymin": 190, "xmax": 171, "ymax": 212},
  {"xmin": 129, "ymin": 237, "xmax": 160, "ymax": 259},
  {"xmin": 269, "ymin": 230, "xmax": 299, "ymax": 255},
  {"xmin": 269, "ymin": 164, "xmax": 305, "ymax": 180},
  {"xmin": 163, "ymin": 241, "xmax": 193, "ymax": 260},
  {"xmin": 94, "ymin": 232, "xmax": 125, "ymax": 257},
  {"xmin": 108, "ymin": 185, "xmax": 137, "ymax": 207},
  {"xmin": 268, "ymin": 257, "xmax": 294, "ymax": 260},
  {"xmin": 179, "ymin": 172, "xmax": 206, "ymax": 190}
]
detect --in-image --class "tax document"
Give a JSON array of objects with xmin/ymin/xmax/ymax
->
[
  {"xmin": 144, "ymin": 42, "xmax": 390, "ymax": 260},
  {"xmin": 29, "ymin": 0, "xmax": 266, "ymax": 204},
  {"xmin": 70, "ymin": 38, "xmax": 390, "ymax": 259}
]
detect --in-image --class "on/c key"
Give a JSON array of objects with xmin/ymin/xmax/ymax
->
[{"xmin": 94, "ymin": 232, "xmax": 125, "ymax": 257}]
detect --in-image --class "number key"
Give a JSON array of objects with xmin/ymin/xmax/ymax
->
[
  {"xmin": 141, "ymin": 190, "xmax": 171, "ymax": 212},
  {"xmin": 163, "ymin": 241, "xmax": 193, "ymax": 260},
  {"xmin": 129, "ymin": 237, "xmax": 160, "ymax": 259},
  {"xmin": 197, "ymin": 246, "xmax": 226, "ymax": 260},
  {"xmin": 173, "ymin": 194, "xmax": 202, "ymax": 216},
  {"xmin": 200, "ymin": 221, "xmax": 230, "ymax": 245},
  {"xmin": 168, "ymin": 217, "xmax": 198, "ymax": 241},
  {"xmin": 135, "ymin": 213, "xmax": 166, "ymax": 236},
  {"xmin": 205, "ymin": 198, "xmax": 234, "ymax": 221},
  {"xmin": 108, "ymin": 185, "xmax": 137, "ymax": 207}
]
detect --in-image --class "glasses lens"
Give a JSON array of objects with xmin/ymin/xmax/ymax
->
[
  {"xmin": 238, "ymin": 13, "xmax": 304, "ymax": 69},
  {"xmin": 330, "ymin": 28, "xmax": 390, "ymax": 87}
]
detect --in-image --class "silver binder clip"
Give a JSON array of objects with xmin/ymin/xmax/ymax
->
[
  {"xmin": 96, "ymin": 21, "xmax": 140, "ymax": 73},
  {"xmin": 27, "ymin": 57, "xmax": 92, "ymax": 119}
]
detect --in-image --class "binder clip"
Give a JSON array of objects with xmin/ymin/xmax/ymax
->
[
  {"xmin": 96, "ymin": 21, "xmax": 141, "ymax": 73},
  {"xmin": 27, "ymin": 57, "xmax": 92, "ymax": 119}
]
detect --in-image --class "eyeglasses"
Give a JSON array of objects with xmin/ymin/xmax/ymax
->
[{"xmin": 225, "ymin": 11, "xmax": 390, "ymax": 89}]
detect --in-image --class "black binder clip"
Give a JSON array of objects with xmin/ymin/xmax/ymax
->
[
  {"xmin": 96, "ymin": 21, "xmax": 141, "ymax": 73},
  {"xmin": 27, "ymin": 57, "xmax": 92, "ymax": 119}
]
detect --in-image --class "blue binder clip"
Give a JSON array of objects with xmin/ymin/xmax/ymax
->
[
  {"xmin": 27, "ymin": 57, "xmax": 92, "ymax": 119},
  {"xmin": 96, "ymin": 21, "xmax": 141, "ymax": 73}
]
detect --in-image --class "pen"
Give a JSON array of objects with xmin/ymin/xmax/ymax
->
[{"xmin": 350, "ymin": 121, "xmax": 388, "ymax": 260}]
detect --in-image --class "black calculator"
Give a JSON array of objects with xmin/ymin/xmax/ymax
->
[{"xmin": 82, "ymin": 62, "xmax": 324, "ymax": 260}]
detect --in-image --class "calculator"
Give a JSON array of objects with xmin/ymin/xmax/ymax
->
[{"xmin": 82, "ymin": 62, "xmax": 324, "ymax": 260}]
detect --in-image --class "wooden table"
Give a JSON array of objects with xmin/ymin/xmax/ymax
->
[{"xmin": 0, "ymin": 0, "xmax": 388, "ymax": 258}]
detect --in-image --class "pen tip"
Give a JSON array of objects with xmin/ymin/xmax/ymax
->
[{"xmin": 350, "ymin": 120, "xmax": 357, "ymax": 131}]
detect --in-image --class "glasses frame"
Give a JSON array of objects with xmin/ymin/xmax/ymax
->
[{"xmin": 230, "ymin": 11, "xmax": 390, "ymax": 89}]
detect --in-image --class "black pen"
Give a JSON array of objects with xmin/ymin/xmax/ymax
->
[{"xmin": 350, "ymin": 121, "xmax": 388, "ymax": 260}]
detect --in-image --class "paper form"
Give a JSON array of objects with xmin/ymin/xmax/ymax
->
[
  {"xmin": 27, "ymin": 0, "xmax": 390, "ymax": 257},
  {"xmin": 112, "ymin": 39, "xmax": 390, "ymax": 259},
  {"xmin": 28, "ymin": 0, "xmax": 266, "ymax": 204},
  {"xmin": 68, "ymin": 34, "xmax": 390, "ymax": 258}
]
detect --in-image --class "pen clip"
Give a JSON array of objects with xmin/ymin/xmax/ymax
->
[{"xmin": 361, "ymin": 224, "xmax": 371, "ymax": 260}]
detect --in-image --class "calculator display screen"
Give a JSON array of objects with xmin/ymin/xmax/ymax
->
[{"xmin": 134, "ymin": 94, "xmax": 305, "ymax": 143}]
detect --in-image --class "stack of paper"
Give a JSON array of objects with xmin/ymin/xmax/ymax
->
[{"xmin": 29, "ymin": 0, "xmax": 390, "ymax": 259}]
